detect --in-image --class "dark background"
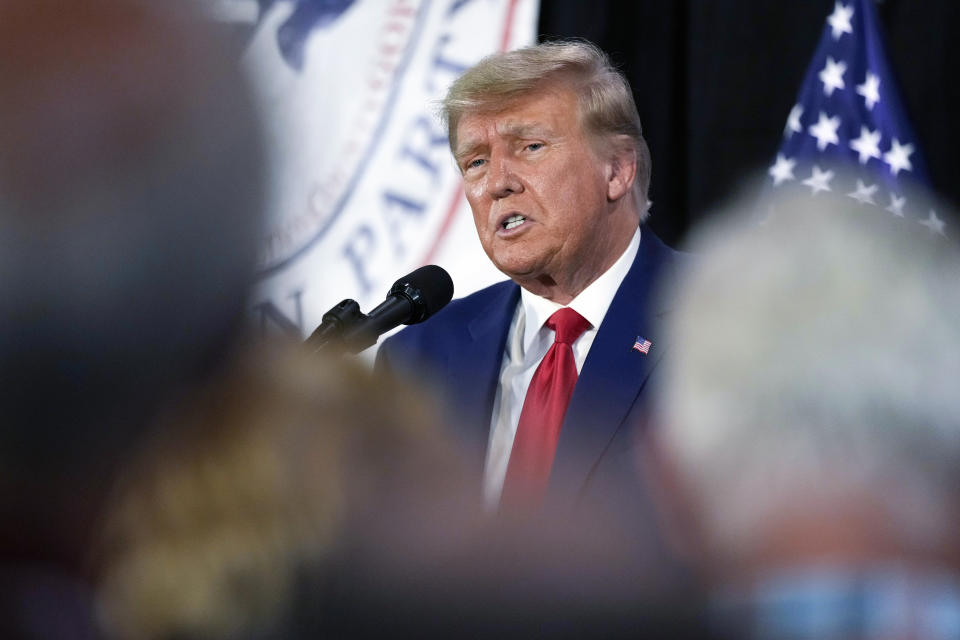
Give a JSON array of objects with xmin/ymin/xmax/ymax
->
[{"xmin": 538, "ymin": 0, "xmax": 960, "ymax": 247}]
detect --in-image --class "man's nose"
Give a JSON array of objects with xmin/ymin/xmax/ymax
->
[{"xmin": 486, "ymin": 156, "xmax": 523, "ymax": 200}]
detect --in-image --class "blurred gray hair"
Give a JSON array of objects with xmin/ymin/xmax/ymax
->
[
  {"xmin": 655, "ymin": 189, "xmax": 960, "ymax": 562},
  {"xmin": 442, "ymin": 40, "xmax": 651, "ymax": 219}
]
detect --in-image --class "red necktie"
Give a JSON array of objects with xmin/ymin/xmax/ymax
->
[{"xmin": 501, "ymin": 307, "xmax": 591, "ymax": 507}]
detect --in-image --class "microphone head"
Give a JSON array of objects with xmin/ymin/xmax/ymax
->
[{"xmin": 390, "ymin": 264, "xmax": 454, "ymax": 324}]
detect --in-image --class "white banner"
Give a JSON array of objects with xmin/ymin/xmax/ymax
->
[{"xmin": 238, "ymin": 0, "xmax": 539, "ymax": 343}]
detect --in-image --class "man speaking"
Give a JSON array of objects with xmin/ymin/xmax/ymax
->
[{"xmin": 378, "ymin": 41, "xmax": 681, "ymax": 523}]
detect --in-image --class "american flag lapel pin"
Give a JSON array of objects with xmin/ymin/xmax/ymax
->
[{"xmin": 632, "ymin": 335, "xmax": 652, "ymax": 355}]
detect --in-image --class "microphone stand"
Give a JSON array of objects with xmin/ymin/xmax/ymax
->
[
  {"xmin": 337, "ymin": 294, "xmax": 416, "ymax": 354},
  {"xmin": 305, "ymin": 296, "xmax": 414, "ymax": 356},
  {"xmin": 304, "ymin": 299, "xmax": 364, "ymax": 355}
]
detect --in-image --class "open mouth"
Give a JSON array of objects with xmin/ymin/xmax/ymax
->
[{"xmin": 502, "ymin": 214, "xmax": 526, "ymax": 230}]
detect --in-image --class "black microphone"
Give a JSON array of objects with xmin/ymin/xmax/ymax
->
[{"xmin": 307, "ymin": 264, "xmax": 454, "ymax": 355}]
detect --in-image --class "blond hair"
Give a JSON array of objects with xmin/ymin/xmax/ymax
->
[{"xmin": 442, "ymin": 40, "xmax": 651, "ymax": 218}]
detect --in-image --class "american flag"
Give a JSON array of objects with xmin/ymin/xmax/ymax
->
[
  {"xmin": 632, "ymin": 336, "xmax": 652, "ymax": 354},
  {"xmin": 768, "ymin": 0, "xmax": 945, "ymax": 236}
]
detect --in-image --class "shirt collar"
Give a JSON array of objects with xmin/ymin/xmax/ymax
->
[{"xmin": 519, "ymin": 227, "xmax": 641, "ymax": 353}]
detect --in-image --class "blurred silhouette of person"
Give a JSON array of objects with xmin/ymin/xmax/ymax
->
[
  {"xmin": 0, "ymin": 0, "xmax": 264, "ymax": 636},
  {"xmin": 95, "ymin": 345, "xmax": 705, "ymax": 640},
  {"xmin": 95, "ymin": 345, "xmax": 476, "ymax": 640},
  {"xmin": 647, "ymin": 189, "xmax": 960, "ymax": 639}
]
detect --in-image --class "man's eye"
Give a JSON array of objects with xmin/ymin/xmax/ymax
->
[
  {"xmin": 466, "ymin": 158, "xmax": 485, "ymax": 170},
  {"xmin": 525, "ymin": 142, "xmax": 543, "ymax": 151}
]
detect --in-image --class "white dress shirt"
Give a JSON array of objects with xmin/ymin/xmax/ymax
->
[{"xmin": 481, "ymin": 227, "xmax": 642, "ymax": 509}]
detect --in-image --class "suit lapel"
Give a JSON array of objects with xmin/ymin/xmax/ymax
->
[
  {"xmin": 548, "ymin": 229, "xmax": 677, "ymax": 504},
  {"xmin": 446, "ymin": 283, "xmax": 520, "ymax": 458}
]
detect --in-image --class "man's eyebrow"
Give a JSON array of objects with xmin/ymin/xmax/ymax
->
[
  {"xmin": 454, "ymin": 122, "xmax": 555, "ymax": 161},
  {"xmin": 499, "ymin": 122, "xmax": 552, "ymax": 139},
  {"xmin": 453, "ymin": 140, "xmax": 483, "ymax": 163}
]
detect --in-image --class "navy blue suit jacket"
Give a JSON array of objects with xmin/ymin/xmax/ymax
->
[{"xmin": 377, "ymin": 227, "xmax": 682, "ymax": 525}]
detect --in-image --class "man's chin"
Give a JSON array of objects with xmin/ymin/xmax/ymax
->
[
  {"xmin": 493, "ymin": 260, "xmax": 541, "ymax": 283},
  {"xmin": 499, "ymin": 265, "xmax": 561, "ymax": 293}
]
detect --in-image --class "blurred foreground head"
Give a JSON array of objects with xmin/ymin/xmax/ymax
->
[
  {"xmin": 97, "ymin": 353, "xmax": 699, "ymax": 640},
  {"xmin": 95, "ymin": 347, "xmax": 469, "ymax": 640},
  {"xmin": 652, "ymin": 188, "xmax": 960, "ymax": 581},
  {"xmin": 0, "ymin": 0, "xmax": 264, "ymax": 482}
]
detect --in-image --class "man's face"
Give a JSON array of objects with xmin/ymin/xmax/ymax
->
[{"xmin": 454, "ymin": 86, "xmax": 629, "ymax": 299}]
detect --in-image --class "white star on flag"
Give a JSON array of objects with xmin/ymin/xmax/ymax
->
[
  {"xmin": 847, "ymin": 179, "xmax": 878, "ymax": 205},
  {"xmin": 849, "ymin": 126, "xmax": 882, "ymax": 164},
  {"xmin": 784, "ymin": 104, "xmax": 804, "ymax": 138},
  {"xmin": 769, "ymin": 0, "xmax": 932, "ymax": 228},
  {"xmin": 886, "ymin": 193, "xmax": 907, "ymax": 217},
  {"xmin": 803, "ymin": 165, "xmax": 835, "ymax": 195},
  {"xmin": 883, "ymin": 138, "xmax": 914, "ymax": 176},
  {"xmin": 856, "ymin": 72, "xmax": 881, "ymax": 110},
  {"xmin": 919, "ymin": 210, "xmax": 946, "ymax": 236},
  {"xmin": 769, "ymin": 154, "xmax": 797, "ymax": 186},
  {"xmin": 827, "ymin": 1, "xmax": 854, "ymax": 40},
  {"xmin": 809, "ymin": 111, "xmax": 842, "ymax": 150},
  {"xmin": 819, "ymin": 56, "xmax": 847, "ymax": 96}
]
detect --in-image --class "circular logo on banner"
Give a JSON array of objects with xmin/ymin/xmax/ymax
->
[{"xmin": 246, "ymin": 0, "xmax": 428, "ymax": 276}]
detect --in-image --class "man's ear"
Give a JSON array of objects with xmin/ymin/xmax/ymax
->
[{"xmin": 606, "ymin": 138, "xmax": 637, "ymax": 202}]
